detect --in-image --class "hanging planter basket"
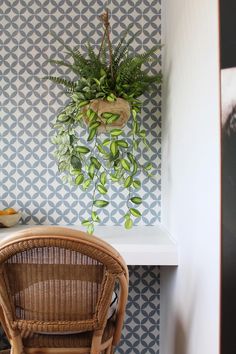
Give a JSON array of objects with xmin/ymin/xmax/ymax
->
[{"xmin": 83, "ymin": 98, "xmax": 131, "ymax": 133}]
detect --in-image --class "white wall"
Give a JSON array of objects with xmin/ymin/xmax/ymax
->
[{"xmin": 161, "ymin": 0, "xmax": 221, "ymax": 353}]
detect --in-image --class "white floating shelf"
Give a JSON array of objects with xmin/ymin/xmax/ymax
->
[{"xmin": 0, "ymin": 224, "xmax": 178, "ymax": 266}]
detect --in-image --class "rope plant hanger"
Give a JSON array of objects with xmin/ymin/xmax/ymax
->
[
  {"xmin": 99, "ymin": 9, "xmax": 114, "ymax": 80},
  {"xmin": 44, "ymin": 7, "xmax": 162, "ymax": 234}
]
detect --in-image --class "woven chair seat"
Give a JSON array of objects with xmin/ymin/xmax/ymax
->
[{"xmin": 22, "ymin": 318, "xmax": 115, "ymax": 348}]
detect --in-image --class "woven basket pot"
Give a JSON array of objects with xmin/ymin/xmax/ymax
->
[{"xmin": 84, "ymin": 98, "xmax": 131, "ymax": 133}]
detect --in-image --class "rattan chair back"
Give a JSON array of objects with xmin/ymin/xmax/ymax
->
[{"xmin": 0, "ymin": 226, "xmax": 129, "ymax": 354}]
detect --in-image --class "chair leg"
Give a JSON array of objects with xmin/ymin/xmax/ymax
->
[
  {"xmin": 105, "ymin": 346, "xmax": 110, "ymax": 354},
  {"xmin": 9, "ymin": 335, "xmax": 24, "ymax": 354},
  {"xmin": 105, "ymin": 345, "xmax": 115, "ymax": 354}
]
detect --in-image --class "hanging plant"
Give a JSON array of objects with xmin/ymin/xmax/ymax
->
[{"xmin": 44, "ymin": 9, "xmax": 162, "ymax": 234}]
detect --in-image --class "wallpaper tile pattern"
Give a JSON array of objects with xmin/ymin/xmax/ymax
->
[{"xmin": 1, "ymin": 0, "xmax": 161, "ymax": 352}]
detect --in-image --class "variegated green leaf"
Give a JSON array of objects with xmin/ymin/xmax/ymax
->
[
  {"xmin": 75, "ymin": 174, "xmax": 84, "ymax": 185},
  {"xmin": 93, "ymin": 200, "xmax": 109, "ymax": 207},
  {"xmin": 78, "ymin": 100, "xmax": 89, "ymax": 107},
  {"xmin": 110, "ymin": 128, "xmax": 123, "ymax": 137},
  {"xmin": 91, "ymin": 211, "xmax": 100, "ymax": 222},
  {"xmin": 97, "ymin": 184, "xmax": 107, "ymax": 194},
  {"xmin": 82, "ymin": 219, "xmax": 91, "ymax": 226},
  {"xmin": 90, "ymin": 157, "xmax": 101, "ymax": 170},
  {"xmin": 130, "ymin": 208, "xmax": 141, "ymax": 217},
  {"xmin": 87, "ymin": 128, "xmax": 97, "ymax": 141},
  {"xmin": 76, "ymin": 146, "xmax": 90, "ymax": 154},
  {"xmin": 102, "ymin": 138, "xmax": 111, "ymax": 146},
  {"xmin": 133, "ymin": 179, "xmax": 141, "ymax": 189},
  {"xmin": 107, "ymin": 114, "xmax": 120, "ymax": 124},
  {"xmin": 87, "ymin": 224, "xmax": 94, "ymax": 235},
  {"xmin": 144, "ymin": 162, "xmax": 153, "ymax": 171},
  {"xmin": 97, "ymin": 144, "xmax": 107, "ymax": 154},
  {"xmin": 131, "ymin": 197, "xmax": 142, "ymax": 204},
  {"xmin": 110, "ymin": 141, "xmax": 118, "ymax": 156},
  {"xmin": 121, "ymin": 159, "xmax": 130, "ymax": 171},
  {"xmin": 117, "ymin": 140, "xmax": 128, "ymax": 148},
  {"xmin": 124, "ymin": 176, "xmax": 133, "ymax": 188},
  {"xmin": 125, "ymin": 218, "xmax": 133, "ymax": 229},
  {"xmin": 102, "ymin": 112, "xmax": 113, "ymax": 119},
  {"xmin": 82, "ymin": 179, "xmax": 91, "ymax": 190},
  {"xmin": 100, "ymin": 172, "xmax": 107, "ymax": 185},
  {"xmin": 88, "ymin": 164, "xmax": 95, "ymax": 179}
]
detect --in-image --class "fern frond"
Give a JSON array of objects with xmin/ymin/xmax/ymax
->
[
  {"xmin": 71, "ymin": 48, "xmax": 89, "ymax": 68},
  {"xmin": 50, "ymin": 31, "xmax": 89, "ymax": 73},
  {"xmin": 113, "ymin": 30, "xmax": 141, "ymax": 72},
  {"xmin": 87, "ymin": 43, "xmax": 99, "ymax": 62},
  {"xmin": 86, "ymin": 43, "xmax": 105, "ymax": 77},
  {"xmin": 132, "ymin": 45, "xmax": 162, "ymax": 65},
  {"xmin": 43, "ymin": 76, "xmax": 77, "ymax": 90},
  {"xmin": 112, "ymin": 23, "xmax": 133, "ymax": 61},
  {"xmin": 116, "ymin": 45, "xmax": 161, "ymax": 86},
  {"xmin": 141, "ymin": 73, "xmax": 162, "ymax": 84},
  {"xmin": 48, "ymin": 60, "xmax": 80, "ymax": 75},
  {"xmin": 134, "ymin": 69, "xmax": 162, "ymax": 82}
]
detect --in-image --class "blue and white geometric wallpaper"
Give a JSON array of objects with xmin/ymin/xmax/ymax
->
[{"xmin": 1, "ymin": 0, "xmax": 161, "ymax": 352}]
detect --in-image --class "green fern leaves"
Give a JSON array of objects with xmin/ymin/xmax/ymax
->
[{"xmin": 45, "ymin": 28, "xmax": 162, "ymax": 100}]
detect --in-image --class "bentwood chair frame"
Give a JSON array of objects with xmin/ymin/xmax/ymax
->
[{"xmin": 0, "ymin": 226, "xmax": 129, "ymax": 354}]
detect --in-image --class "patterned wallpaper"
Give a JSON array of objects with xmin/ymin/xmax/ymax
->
[{"xmin": 1, "ymin": 0, "xmax": 161, "ymax": 352}]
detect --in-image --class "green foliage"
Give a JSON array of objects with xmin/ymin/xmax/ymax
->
[
  {"xmin": 44, "ymin": 25, "xmax": 162, "ymax": 103},
  {"xmin": 44, "ymin": 12, "xmax": 162, "ymax": 234}
]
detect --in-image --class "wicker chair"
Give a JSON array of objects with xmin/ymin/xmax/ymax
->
[{"xmin": 0, "ymin": 226, "xmax": 129, "ymax": 354}]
